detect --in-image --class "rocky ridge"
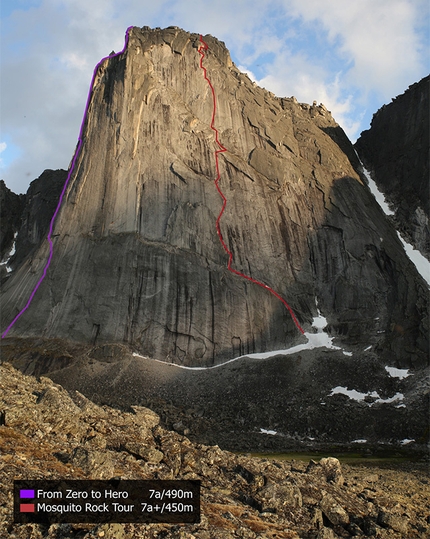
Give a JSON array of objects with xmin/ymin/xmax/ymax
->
[
  {"xmin": 1, "ymin": 363, "xmax": 429, "ymax": 539},
  {"xmin": 1, "ymin": 26, "xmax": 428, "ymax": 368}
]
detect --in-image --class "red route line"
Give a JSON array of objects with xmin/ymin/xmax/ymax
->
[{"xmin": 198, "ymin": 35, "xmax": 304, "ymax": 335}]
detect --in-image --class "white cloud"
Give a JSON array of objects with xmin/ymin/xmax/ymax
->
[
  {"xmin": 283, "ymin": 0, "xmax": 428, "ymax": 98},
  {"xmin": 0, "ymin": 142, "xmax": 6, "ymax": 168},
  {"xmin": 256, "ymin": 55, "xmax": 362, "ymax": 139},
  {"xmin": 237, "ymin": 65, "xmax": 258, "ymax": 81},
  {"xmin": 233, "ymin": 0, "xmax": 428, "ymax": 139},
  {"xmin": 60, "ymin": 52, "xmax": 90, "ymax": 70}
]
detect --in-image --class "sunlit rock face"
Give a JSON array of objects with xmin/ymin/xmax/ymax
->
[
  {"xmin": 1, "ymin": 27, "xmax": 428, "ymax": 367},
  {"xmin": 355, "ymin": 75, "xmax": 430, "ymax": 261}
]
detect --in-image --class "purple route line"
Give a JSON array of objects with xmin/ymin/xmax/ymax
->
[{"xmin": 1, "ymin": 26, "xmax": 134, "ymax": 339}]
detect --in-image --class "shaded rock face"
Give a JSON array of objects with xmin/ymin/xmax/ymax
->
[
  {"xmin": 355, "ymin": 75, "xmax": 430, "ymax": 260},
  {"xmin": 10, "ymin": 169, "xmax": 67, "ymax": 269},
  {"xmin": 1, "ymin": 27, "xmax": 428, "ymax": 367},
  {"xmin": 0, "ymin": 180, "xmax": 25, "ymax": 261},
  {"xmin": 0, "ymin": 171, "xmax": 66, "ymax": 282}
]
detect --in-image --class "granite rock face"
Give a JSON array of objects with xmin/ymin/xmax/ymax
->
[
  {"xmin": 1, "ymin": 27, "xmax": 428, "ymax": 367},
  {"xmin": 355, "ymin": 75, "xmax": 430, "ymax": 260}
]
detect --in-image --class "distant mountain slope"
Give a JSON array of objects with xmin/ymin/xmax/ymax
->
[
  {"xmin": 0, "ymin": 171, "xmax": 66, "ymax": 276},
  {"xmin": 355, "ymin": 75, "xmax": 430, "ymax": 260},
  {"xmin": 0, "ymin": 180, "xmax": 24, "ymax": 264},
  {"xmin": 11, "ymin": 169, "xmax": 66, "ymax": 269}
]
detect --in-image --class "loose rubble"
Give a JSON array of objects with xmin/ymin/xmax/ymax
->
[{"xmin": 0, "ymin": 363, "xmax": 428, "ymax": 538}]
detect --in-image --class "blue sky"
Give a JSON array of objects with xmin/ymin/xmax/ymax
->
[{"xmin": 1, "ymin": 0, "xmax": 429, "ymax": 194}]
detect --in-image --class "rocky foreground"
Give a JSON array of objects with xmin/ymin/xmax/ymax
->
[{"xmin": 0, "ymin": 363, "xmax": 429, "ymax": 538}]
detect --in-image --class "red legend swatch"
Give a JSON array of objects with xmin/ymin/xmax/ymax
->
[{"xmin": 20, "ymin": 504, "xmax": 35, "ymax": 513}]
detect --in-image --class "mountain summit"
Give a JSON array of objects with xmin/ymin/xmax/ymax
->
[{"xmin": 1, "ymin": 26, "xmax": 428, "ymax": 368}]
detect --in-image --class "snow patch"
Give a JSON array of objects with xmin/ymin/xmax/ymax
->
[
  {"xmin": 376, "ymin": 392, "xmax": 404, "ymax": 404},
  {"xmin": 358, "ymin": 159, "xmax": 430, "ymax": 286},
  {"xmin": 329, "ymin": 386, "xmax": 404, "ymax": 406},
  {"xmin": 360, "ymin": 164, "xmax": 394, "ymax": 216},
  {"xmin": 298, "ymin": 301, "xmax": 341, "ymax": 352},
  {"xmin": 329, "ymin": 386, "xmax": 375, "ymax": 402},
  {"xmin": 363, "ymin": 345, "xmax": 372, "ymax": 351},
  {"xmin": 396, "ymin": 232, "xmax": 430, "ymax": 286},
  {"xmin": 400, "ymin": 439, "xmax": 415, "ymax": 445},
  {"xmin": 312, "ymin": 308, "xmax": 328, "ymax": 330},
  {"xmin": 133, "ymin": 299, "xmax": 359, "ymax": 370},
  {"xmin": 351, "ymin": 439, "xmax": 367, "ymax": 444},
  {"xmin": 260, "ymin": 428, "xmax": 277, "ymax": 436},
  {"xmin": 0, "ymin": 231, "xmax": 17, "ymax": 273},
  {"xmin": 385, "ymin": 366, "xmax": 411, "ymax": 379}
]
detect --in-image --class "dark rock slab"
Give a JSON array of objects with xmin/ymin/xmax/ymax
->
[
  {"xmin": 0, "ymin": 180, "xmax": 25, "ymax": 261},
  {"xmin": 355, "ymin": 75, "xmax": 430, "ymax": 260}
]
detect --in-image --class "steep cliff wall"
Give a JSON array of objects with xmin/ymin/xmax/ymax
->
[
  {"xmin": 355, "ymin": 75, "xmax": 430, "ymax": 260},
  {"xmin": 0, "ymin": 180, "xmax": 24, "ymax": 263},
  {"xmin": 1, "ymin": 27, "xmax": 428, "ymax": 366},
  {"xmin": 10, "ymin": 169, "xmax": 67, "ymax": 269},
  {"xmin": 1, "ymin": 172, "xmax": 66, "ymax": 279}
]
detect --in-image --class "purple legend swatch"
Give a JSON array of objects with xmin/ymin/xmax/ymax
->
[
  {"xmin": 20, "ymin": 490, "xmax": 35, "ymax": 498},
  {"xmin": 1, "ymin": 27, "xmax": 134, "ymax": 339}
]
